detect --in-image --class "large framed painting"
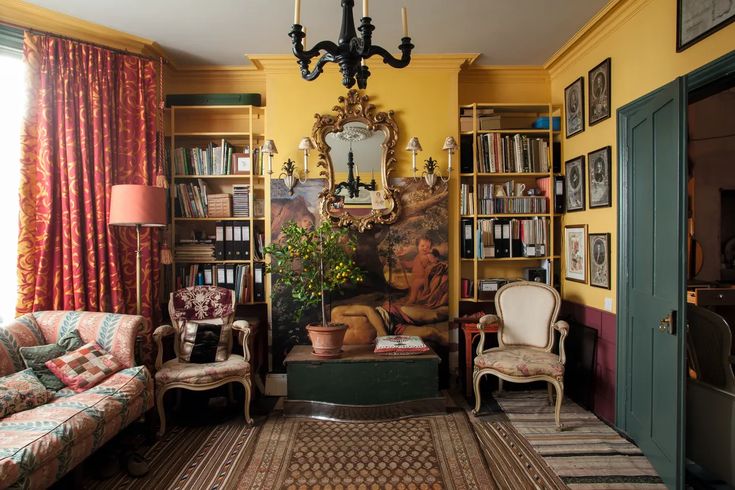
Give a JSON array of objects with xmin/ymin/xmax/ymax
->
[
  {"xmin": 589, "ymin": 233, "xmax": 611, "ymax": 289},
  {"xmin": 564, "ymin": 77, "xmax": 585, "ymax": 138},
  {"xmin": 565, "ymin": 224, "xmax": 587, "ymax": 283},
  {"xmin": 588, "ymin": 58, "xmax": 611, "ymax": 125},
  {"xmin": 588, "ymin": 146, "xmax": 611, "ymax": 208},
  {"xmin": 677, "ymin": 0, "xmax": 735, "ymax": 51},
  {"xmin": 565, "ymin": 156, "xmax": 585, "ymax": 212}
]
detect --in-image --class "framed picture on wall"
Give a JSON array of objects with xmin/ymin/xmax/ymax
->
[
  {"xmin": 565, "ymin": 156, "xmax": 586, "ymax": 212},
  {"xmin": 588, "ymin": 146, "xmax": 611, "ymax": 208},
  {"xmin": 677, "ymin": 0, "xmax": 735, "ymax": 52},
  {"xmin": 588, "ymin": 58, "xmax": 611, "ymax": 125},
  {"xmin": 565, "ymin": 224, "xmax": 588, "ymax": 283},
  {"xmin": 564, "ymin": 77, "xmax": 585, "ymax": 138},
  {"xmin": 589, "ymin": 233, "xmax": 611, "ymax": 289}
]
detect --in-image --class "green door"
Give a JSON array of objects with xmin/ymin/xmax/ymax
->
[{"xmin": 618, "ymin": 78, "xmax": 685, "ymax": 489}]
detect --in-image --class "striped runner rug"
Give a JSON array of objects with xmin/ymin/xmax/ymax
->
[{"xmin": 491, "ymin": 390, "xmax": 666, "ymax": 489}]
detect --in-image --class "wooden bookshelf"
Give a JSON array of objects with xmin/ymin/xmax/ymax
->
[{"xmin": 457, "ymin": 102, "xmax": 563, "ymax": 310}]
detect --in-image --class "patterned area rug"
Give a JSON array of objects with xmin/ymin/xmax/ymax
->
[
  {"xmin": 85, "ymin": 417, "xmax": 260, "ymax": 490},
  {"xmin": 238, "ymin": 410, "xmax": 497, "ymax": 489},
  {"xmin": 490, "ymin": 391, "xmax": 666, "ymax": 489}
]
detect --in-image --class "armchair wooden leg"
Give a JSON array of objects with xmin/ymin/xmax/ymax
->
[
  {"xmin": 471, "ymin": 370, "xmax": 483, "ymax": 415},
  {"xmin": 156, "ymin": 386, "xmax": 168, "ymax": 437},
  {"xmin": 552, "ymin": 379, "xmax": 564, "ymax": 431},
  {"xmin": 547, "ymin": 383, "xmax": 554, "ymax": 406},
  {"xmin": 243, "ymin": 378, "xmax": 253, "ymax": 424}
]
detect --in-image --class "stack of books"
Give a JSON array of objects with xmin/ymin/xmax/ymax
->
[
  {"xmin": 174, "ymin": 180, "xmax": 208, "ymax": 217},
  {"xmin": 174, "ymin": 240, "xmax": 215, "ymax": 262},
  {"xmin": 232, "ymin": 184, "xmax": 250, "ymax": 218},
  {"xmin": 477, "ymin": 195, "xmax": 548, "ymax": 215}
]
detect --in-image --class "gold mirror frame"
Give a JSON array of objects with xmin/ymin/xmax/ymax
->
[{"xmin": 314, "ymin": 90, "xmax": 401, "ymax": 232}]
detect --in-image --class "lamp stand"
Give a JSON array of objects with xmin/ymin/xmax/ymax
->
[{"xmin": 135, "ymin": 224, "xmax": 142, "ymax": 316}]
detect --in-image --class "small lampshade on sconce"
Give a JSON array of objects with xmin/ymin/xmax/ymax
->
[
  {"xmin": 442, "ymin": 136, "xmax": 457, "ymax": 175},
  {"xmin": 298, "ymin": 136, "xmax": 315, "ymax": 178},
  {"xmin": 263, "ymin": 139, "xmax": 278, "ymax": 176},
  {"xmin": 406, "ymin": 137, "xmax": 423, "ymax": 176},
  {"xmin": 109, "ymin": 184, "xmax": 167, "ymax": 315}
]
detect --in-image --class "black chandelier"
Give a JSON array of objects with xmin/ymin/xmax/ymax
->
[
  {"xmin": 335, "ymin": 145, "xmax": 376, "ymax": 198},
  {"xmin": 289, "ymin": 0, "xmax": 414, "ymax": 89}
]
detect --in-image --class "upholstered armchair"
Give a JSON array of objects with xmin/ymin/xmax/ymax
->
[
  {"xmin": 154, "ymin": 286, "xmax": 253, "ymax": 436},
  {"xmin": 471, "ymin": 281, "xmax": 569, "ymax": 430},
  {"xmin": 686, "ymin": 304, "xmax": 735, "ymax": 486}
]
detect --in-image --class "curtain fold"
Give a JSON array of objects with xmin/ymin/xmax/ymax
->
[{"xmin": 17, "ymin": 33, "xmax": 162, "ymax": 365}]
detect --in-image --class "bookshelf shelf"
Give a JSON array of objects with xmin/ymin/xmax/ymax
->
[
  {"xmin": 457, "ymin": 101, "xmax": 563, "ymax": 315},
  {"xmin": 168, "ymin": 104, "xmax": 268, "ymax": 305}
]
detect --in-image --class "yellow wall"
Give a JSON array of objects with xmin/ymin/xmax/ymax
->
[{"xmin": 548, "ymin": 0, "xmax": 735, "ymax": 313}]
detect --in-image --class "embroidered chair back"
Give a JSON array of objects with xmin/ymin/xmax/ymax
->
[
  {"xmin": 168, "ymin": 286, "xmax": 236, "ymax": 360},
  {"xmin": 495, "ymin": 281, "xmax": 561, "ymax": 352}
]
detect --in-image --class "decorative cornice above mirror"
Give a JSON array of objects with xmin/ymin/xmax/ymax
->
[{"xmin": 314, "ymin": 90, "xmax": 401, "ymax": 232}]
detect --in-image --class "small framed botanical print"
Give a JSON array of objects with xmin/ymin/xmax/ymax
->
[
  {"xmin": 565, "ymin": 156, "xmax": 585, "ymax": 212},
  {"xmin": 565, "ymin": 224, "xmax": 587, "ymax": 283},
  {"xmin": 589, "ymin": 233, "xmax": 611, "ymax": 289},
  {"xmin": 588, "ymin": 146, "xmax": 611, "ymax": 208},
  {"xmin": 564, "ymin": 77, "xmax": 585, "ymax": 138},
  {"xmin": 233, "ymin": 152, "xmax": 251, "ymax": 175},
  {"xmin": 588, "ymin": 58, "xmax": 611, "ymax": 125}
]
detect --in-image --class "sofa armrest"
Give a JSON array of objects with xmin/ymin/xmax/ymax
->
[
  {"xmin": 154, "ymin": 324, "xmax": 176, "ymax": 370},
  {"xmin": 233, "ymin": 320, "xmax": 251, "ymax": 362}
]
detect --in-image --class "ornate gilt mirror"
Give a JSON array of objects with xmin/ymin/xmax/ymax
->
[{"xmin": 314, "ymin": 90, "xmax": 400, "ymax": 231}]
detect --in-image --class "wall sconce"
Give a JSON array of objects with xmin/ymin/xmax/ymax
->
[
  {"xmin": 263, "ymin": 139, "xmax": 278, "ymax": 176},
  {"xmin": 406, "ymin": 136, "xmax": 423, "ymax": 176},
  {"xmin": 279, "ymin": 158, "xmax": 304, "ymax": 195},
  {"xmin": 298, "ymin": 136, "xmax": 314, "ymax": 179},
  {"xmin": 407, "ymin": 136, "xmax": 455, "ymax": 191}
]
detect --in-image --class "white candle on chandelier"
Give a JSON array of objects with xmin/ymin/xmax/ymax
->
[
  {"xmin": 363, "ymin": 0, "xmax": 369, "ymax": 18},
  {"xmin": 401, "ymin": 7, "xmax": 408, "ymax": 37},
  {"xmin": 294, "ymin": 0, "xmax": 301, "ymax": 25}
]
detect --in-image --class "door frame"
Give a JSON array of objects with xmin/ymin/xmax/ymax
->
[{"xmin": 616, "ymin": 50, "xmax": 735, "ymax": 487}]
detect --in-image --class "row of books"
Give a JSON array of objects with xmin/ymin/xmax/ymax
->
[
  {"xmin": 460, "ymin": 183, "xmax": 474, "ymax": 215},
  {"xmin": 175, "ymin": 263, "xmax": 265, "ymax": 303},
  {"xmin": 174, "ymin": 180, "xmax": 209, "ymax": 218},
  {"xmin": 173, "ymin": 140, "xmax": 236, "ymax": 176},
  {"xmin": 462, "ymin": 217, "xmax": 549, "ymax": 259},
  {"xmin": 477, "ymin": 133, "xmax": 549, "ymax": 174},
  {"xmin": 477, "ymin": 196, "xmax": 548, "ymax": 215}
]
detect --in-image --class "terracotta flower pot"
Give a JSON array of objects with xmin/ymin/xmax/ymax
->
[{"xmin": 306, "ymin": 323, "xmax": 348, "ymax": 358}]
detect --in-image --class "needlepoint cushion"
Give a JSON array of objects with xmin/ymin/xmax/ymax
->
[
  {"xmin": 0, "ymin": 368, "xmax": 53, "ymax": 418},
  {"xmin": 474, "ymin": 348, "xmax": 564, "ymax": 378},
  {"xmin": 45, "ymin": 342, "xmax": 123, "ymax": 392},
  {"xmin": 374, "ymin": 335, "xmax": 430, "ymax": 355},
  {"xmin": 19, "ymin": 329, "xmax": 84, "ymax": 390}
]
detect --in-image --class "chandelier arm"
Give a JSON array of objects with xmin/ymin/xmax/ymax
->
[
  {"xmin": 367, "ymin": 39, "xmax": 414, "ymax": 69},
  {"xmin": 300, "ymin": 52, "xmax": 337, "ymax": 82},
  {"xmin": 295, "ymin": 40, "xmax": 340, "ymax": 60}
]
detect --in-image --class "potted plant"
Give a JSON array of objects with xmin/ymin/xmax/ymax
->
[{"xmin": 264, "ymin": 220, "xmax": 364, "ymax": 358}]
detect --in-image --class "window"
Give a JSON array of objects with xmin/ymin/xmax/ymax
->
[{"xmin": 0, "ymin": 27, "xmax": 25, "ymax": 322}]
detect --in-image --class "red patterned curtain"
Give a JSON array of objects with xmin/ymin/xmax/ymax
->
[{"xmin": 17, "ymin": 33, "xmax": 163, "ymax": 335}]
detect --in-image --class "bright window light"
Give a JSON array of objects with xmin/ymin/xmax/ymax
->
[{"xmin": 0, "ymin": 54, "xmax": 25, "ymax": 323}]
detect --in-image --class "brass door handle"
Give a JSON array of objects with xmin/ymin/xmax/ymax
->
[{"xmin": 658, "ymin": 312, "xmax": 676, "ymax": 335}]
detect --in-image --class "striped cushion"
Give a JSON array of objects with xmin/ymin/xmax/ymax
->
[{"xmin": 0, "ymin": 315, "xmax": 45, "ymax": 377}]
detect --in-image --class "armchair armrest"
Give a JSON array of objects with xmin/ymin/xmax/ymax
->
[
  {"xmin": 476, "ymin": 314, "xmax": 501, "ymax": 356},
  {"xmin": 153, "ymin": 324, "xmax": 176, "ymax": 370},
  {"xmin": 554, "ymin": 320, "xmax": 570, "ymax": 365},
  {"xmin": 233, "ymin": 320, "xmax": 251, "ymax": 362}
]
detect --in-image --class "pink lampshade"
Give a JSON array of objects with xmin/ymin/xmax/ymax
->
[{"xmin": 109, "ymin": 185, "xmax": 167, "ymax": 227}]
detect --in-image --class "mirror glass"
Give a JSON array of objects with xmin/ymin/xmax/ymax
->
[
  {"xmin": 314, "ymin": 90, "xmax": 401, "ymax": 232},
  {"xmin": 325, "ymin": 122, "xmax": 384, "ymax": 207}
]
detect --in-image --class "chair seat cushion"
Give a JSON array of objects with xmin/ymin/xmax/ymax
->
[
  {"xmin": 155, "ymin": 354, "xmax": 250, "ymax": 386},
  {"xmin": 474, "ymin": 348, "xmax": 564, "ymax": 378}
]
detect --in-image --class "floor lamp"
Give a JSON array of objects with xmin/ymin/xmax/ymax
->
[{"xmin": 109, "ymin": 185, "xmax": 167, "ymax": 315}]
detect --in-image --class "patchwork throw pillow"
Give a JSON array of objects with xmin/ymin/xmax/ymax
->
[
  {"xmin": 0, "ymin": 368, "xmax": 54, "ymax": 418},
  {"xmin": 374, "ymin": 335, "xmax": 430, "ymax": 355},
  {"xmin": 179, "ymin": 322, "xmax": 231, "ymax": 363},
  {"xmin": 45, "ymin": 343, "xmax": 123, "ymax": 392},
  {"xmin": 19, "ymin": 329, "xmax": 84, "ymax": 390}
]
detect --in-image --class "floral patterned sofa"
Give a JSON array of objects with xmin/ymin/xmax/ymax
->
[{"xmin": 0, "ymin": 311, "xmax": 153, "ymax": 490}]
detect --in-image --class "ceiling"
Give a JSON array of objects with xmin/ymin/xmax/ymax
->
[{"xmin": 22, "ymin": 0, "xmax": 609, "ymax": 66}]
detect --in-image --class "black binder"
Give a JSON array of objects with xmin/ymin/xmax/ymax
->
[
  {"xmin": 225, "ymin": 223, "xmax": 235, "ymax": 259},
  {"xmin": 461, "ymin": 218, "xmax": 474, "ymax": 258},
  {"xmin": 215, "ymin": 222, "xmax": 225, "ymax": 260},
  {"xmin": 253, "ymin": 262, "xmax": 265, "ymax": 301},
  {"xmin": 554, "ymin": 176, "xmax": 565, "ymax": 214},
  {"xmin": 225, "ymin": 264, "xmax": 236, "ymax": 290},
  {"xmin": 241, "ymin": 222, "xmax": 251, "ymax": 260},
  {"xmin": 495, "ymin": 220, "xmax": 510, "ymax": 258},
  {"xmin": 460, "ymin": 135, "xmax": 473, "ymax": 173},
  {"xmin": 232, "ymin": 222, "xmax": 243, "ymax": 260}
]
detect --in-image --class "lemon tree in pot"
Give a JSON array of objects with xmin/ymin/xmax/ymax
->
[{"xmin": 264, "ymin": 221, "xmax": 364, "ymax": 358}]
